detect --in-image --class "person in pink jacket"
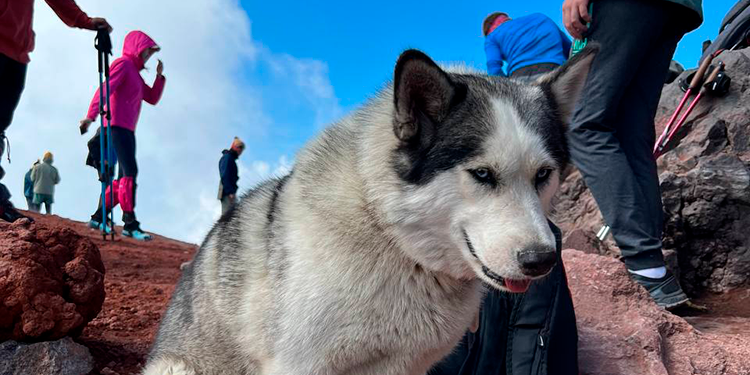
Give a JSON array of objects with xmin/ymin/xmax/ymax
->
[{"xmin": 80, "ymin": 30, "xmax": 165, "ymax": 241}]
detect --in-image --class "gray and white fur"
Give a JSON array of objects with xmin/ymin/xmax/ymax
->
[{"xmin": 143, "ymin": 46, "xmax": 597, "ymax": 375}]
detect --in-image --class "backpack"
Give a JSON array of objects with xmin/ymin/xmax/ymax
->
[
  {"xmin": 85, "ymin": 128, "xmax": 117, "ymax": 182},
  {"xmin": 428, "ymin": 222, "xmax": 578, "ymax": 375},
  {"xmin": 701, "ymin": 0, "xmax": 750, "ymax": 62}
]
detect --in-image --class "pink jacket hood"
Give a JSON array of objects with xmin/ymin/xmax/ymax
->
[
  {"xmin": 122, "ymin": 30, "xmax": 159, "ymax": 70},
  {"xmin": 85, "ymin": 30, "xmax": 166, "ymax": 132}
]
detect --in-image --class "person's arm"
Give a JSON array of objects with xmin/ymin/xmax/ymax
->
[
  {"xmin": 44, "ymin": 0, "xmax": 111, "ymax": 31},
  {"xmin": 143, "ymin": 60, "xmax": 166, "ymax": 105},
  {"xmin": 30, "ymin": 166, "xmax": 38, "ymax": 182},
  {"xmin": 143, "ymin": 75, "xmax": 166, "ymax": 105},
  {"xmin": 54, "ymin": 169, "xmax": 61, "ymax": 184},
  {"xmin": 485, "ymin": 37, "xmax": 505, "ymax": 77},
  {"xmin": 562, "ymin": 0, "xmax": 591, "ymax": 40}
]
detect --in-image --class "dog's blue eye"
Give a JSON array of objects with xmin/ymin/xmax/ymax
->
[
  {"xmin": 470, "ymin": 168, "xmax": 495, "ymax": 185},
  {"xmin": 535, "ymin": 168, "xmax": 552, "ymax": 187}
]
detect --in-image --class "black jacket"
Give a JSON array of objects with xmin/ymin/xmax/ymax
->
[{"xmin": 219, "ymin": 149, "xmax": 239, "ymax": 198}]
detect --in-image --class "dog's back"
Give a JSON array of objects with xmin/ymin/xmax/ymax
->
[{"xmin": 148, "ymin": 177, "xmax": 287, "ymax": 374}]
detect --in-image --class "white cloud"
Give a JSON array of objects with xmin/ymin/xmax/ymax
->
[
  {"xmin": 4, "ymin": 0, "xmax": 338, "ymax": 243},
  {"xmin": 265, "ymin": 52, "xmax": 344, "ymax": 128}
]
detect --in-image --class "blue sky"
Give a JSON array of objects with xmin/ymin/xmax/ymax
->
[
  {"xmin": 9, "ymin": 0, "xmax": 739, "ymax": 243},
  {"xmin": 242, "ymin": 0, "xmax": 737, "ymax": 162}
]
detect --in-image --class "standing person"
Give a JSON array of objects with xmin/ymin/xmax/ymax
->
[
  {"xmin": 30, "ymin": 152, "xmax": 60, "ymax": 215},
  {"xmin": 0, "ymin": 0, "xmax": 110, "ymax": 223},
  {"xmin": 430, "ymin": 14, "xmax": 580, "ymax": 375},
  {"xmin": 563, "ymin": 0, "xmax": 702, "ymax": 308},
  {"xmin": 80, "ymin": 30, "xmax": 166, "ymax": 241},
  {"xmin": 218, "ymin": 137, "xmax": 244, "ymax": 215},
  {"xmin": 23, "ymin": 160, "xmax": 40, "ymax": 212},
  {"xmin": 483, "ymin": 12, "xmax": 572, "ymax": 79}
]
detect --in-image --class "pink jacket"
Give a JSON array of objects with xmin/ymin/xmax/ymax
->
[{"xmin": 86, "ymin": 31, "xmax": 166, "ymax": 132}]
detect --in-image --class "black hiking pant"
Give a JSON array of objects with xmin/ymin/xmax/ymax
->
[
  {"xmin": 568, "ymin": 0, "xmax": 691, "ymax": 270},
  {"xmin": 0, "ymin": 53, "xmax": 28, "ymax": 204}
]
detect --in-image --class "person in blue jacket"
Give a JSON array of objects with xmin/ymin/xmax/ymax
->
[
  {"xmin": 218, "ymin": 137, "xmax": 244, "ymax": 215},
  {"xmin": 483, "ymin": 12, "xmax": 572, "ymax": 80}
]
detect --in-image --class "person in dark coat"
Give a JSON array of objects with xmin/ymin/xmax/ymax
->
[{"xmin": 218, "ymin": 137, "xmax": 244, "ymax": 215}]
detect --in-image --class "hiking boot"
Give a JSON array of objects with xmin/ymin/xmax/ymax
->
[
  {"xmin": 88, "ymin": 219, "xmax": 113, "ymax": 234},
  {"xmin": 122, "ymin": 220, "xmax": 153, "ymax": 241},
  {"xmin": 631, "ymin": 271, "xmax": 689, "ymax": 309},
  {"xmin": 0, "ymin": 202, "xmax": 32, "ymax": 223}
]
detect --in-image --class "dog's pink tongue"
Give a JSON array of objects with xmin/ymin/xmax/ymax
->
[{"xmin": 504, "ymin": 279, "xmax": 531, "ymax": 293}]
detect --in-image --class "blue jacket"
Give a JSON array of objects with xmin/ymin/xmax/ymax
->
[
  {"xmin": 485, "ymin": 13, "xmax": 572, "ymax": 76},
  {"xmin": 23, "ymin": 169, "xmax": 34, "ymax": 198},
  {"xmin": 219, "ymin": 149, "xmax": 239, "ymax": 199}
]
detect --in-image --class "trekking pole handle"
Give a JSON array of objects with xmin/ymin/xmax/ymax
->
[
  {"xmin": 703, "ymin": 61, "xmax": 724, "ymax": 90},
  {"xmin": 689, "ymin": 54, "xmax": 714, "ymax": 90}
]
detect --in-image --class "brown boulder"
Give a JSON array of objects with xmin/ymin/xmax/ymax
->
[
  {"xmin": 565, "ymin": 249, "xmax": 750, "ymax": 375},
  {"xmin": 0, "ymin": 218, "xmax": 105, "ymax": 342},
  {"xmin": 556, "ymin": 48, "xmax": 750, "ymax": 294}
]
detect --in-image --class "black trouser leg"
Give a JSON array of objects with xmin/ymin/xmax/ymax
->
[
  {"xmin": 0, "ymin": 53, "xmax": 28, "ymax": 205},
  {"xmin": 567, "ymin": 0, "xmax": 688, "ymax": 270}
]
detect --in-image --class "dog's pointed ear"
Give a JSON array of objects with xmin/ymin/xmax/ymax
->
[
  {"xmin": 392, "ymin": 49, "xmax": 466, "ymax": 144},
  {"xmin": 538, "ymin": 43, "xmax": 599, "ymax": 125}
]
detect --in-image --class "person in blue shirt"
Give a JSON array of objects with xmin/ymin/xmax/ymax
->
[{"xmin": 483, "ymin": 12, "xmax": 572, "ymax": 80}]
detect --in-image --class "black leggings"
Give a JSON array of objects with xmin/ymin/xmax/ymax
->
[
  {"xmin": 111, "ymin": 126, "xmax": 138, "ymax": 178},
  {"xmin": 0, "ymin": 53, "xmax": 27, "ymax": 135}
]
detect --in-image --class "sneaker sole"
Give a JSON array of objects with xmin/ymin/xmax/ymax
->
[
  {"xmin": 661, "ymin": 294, "xmax": 690, "ymax": 309},
  {"xmin": 122, "ymin": 231, "xmax": 153, "ymax": 241}
]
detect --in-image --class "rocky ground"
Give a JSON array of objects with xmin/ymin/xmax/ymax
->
[
  {"xmin": 3, "ymin": 213, "xmax": 749, "ymax": 375},
  {"xmin": 7, "ymin": 212, "xmax": 196, "ymax": 375}
]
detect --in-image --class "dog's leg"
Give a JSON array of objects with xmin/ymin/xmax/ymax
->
[{"xmin": 142, "ymin": 357, "xmax": 196, "ymax": 375}]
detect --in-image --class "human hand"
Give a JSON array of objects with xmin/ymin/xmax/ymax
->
[
  {"xmin": 90, "ymin": 17, "xmax": 113, "ymax": 33},
  {"xmin": 562, "ymin": 0, "xmax": 591, "ymax": 39},
  {"xmin": 156, "ymin": 59, "xmax": 164, "ymax": 76},
  {"xmin": 79, "ymin": 119, "xmax": 93, "ymax": 135}
]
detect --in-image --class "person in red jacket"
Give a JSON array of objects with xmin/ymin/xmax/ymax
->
[
  {"xmin": 80, "ymin": 30, "xmax": 166, "ymax": 241},
  {"xmin": 0, "ymin": 0, "xmax": 111, "ymax": 222}
]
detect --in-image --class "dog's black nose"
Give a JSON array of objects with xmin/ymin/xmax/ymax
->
[{"xmin": 517, "ymin": 245, "xmax": 557, "ymax": 277}]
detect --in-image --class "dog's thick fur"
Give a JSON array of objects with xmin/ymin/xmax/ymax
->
[{"xmin": 144, "ymin": 47, "xmax": 597, "ymax": 375}]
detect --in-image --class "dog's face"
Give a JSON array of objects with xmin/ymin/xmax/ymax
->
[{"xmin": 388, "ymin": 48, "xmax": 596, "ymax": 292}]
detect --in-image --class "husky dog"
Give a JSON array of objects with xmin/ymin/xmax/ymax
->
[{"xmin": 144, "ymin": 46, "xmax": 597, "ymax": 375}]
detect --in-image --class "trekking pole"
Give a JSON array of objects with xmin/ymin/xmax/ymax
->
[
  {"xmin": 95, "ymin": 28, "xmax": 113, "ymax": 241},
  {"xmin": 656, "ymin": 62, "xmax": 724, "ymax": 158},
  {"xmin": 653, "ymin": 54, "xmax": 714, "ymax": 155}
]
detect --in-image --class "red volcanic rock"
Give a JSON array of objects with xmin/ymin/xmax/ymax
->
[
  {"xmin": 564, "ymin": 249, "xmax": 750, "ymax": 375},
  {"xmin": 0, "ymin": 218, "xmax": 105, "ymax": 341}
]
